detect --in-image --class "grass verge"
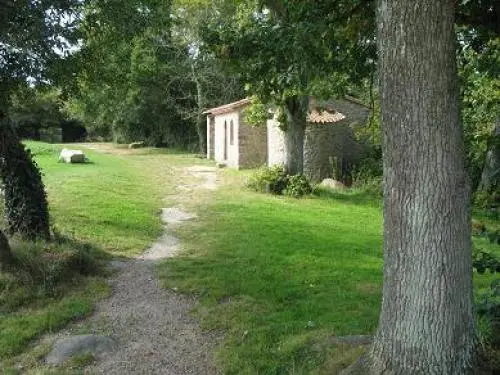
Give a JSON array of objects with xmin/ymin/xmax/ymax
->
[
  {"xmin": 158, "ymin": 171, "xmax": 500, "ymax": 374},
  {"xmin": 0, "ymin": 141, "xmax": 182, "ymax": 372}
]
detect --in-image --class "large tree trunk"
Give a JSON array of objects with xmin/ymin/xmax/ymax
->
[
  {"xmin": 478, "ymin": 113, "xmax": 500, "ymax": 193},
  {"xmin": 344, "ymin": 0, "xmax": 476, "ymax": 374},
  {"xmin": 283, "ymin": 96, "xmax": 308, "ymax": 175},
  {"xmin": 0, "ymin": 113, "xmax": 51, "ymax": 241}
]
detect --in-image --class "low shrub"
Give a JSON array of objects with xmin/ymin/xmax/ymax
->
[
  {"xmin": 474, "ymin": 190, "xmax": 500, "ymax": 220},
  {"xmin": 283, "ymin": 174, "xmax": 312, "ymax": 198},
  {"xmin": 352, "ymin": 176, "xmax": 383, "ymax": 198},
  {"xmin": 247, "ymin": 166, "xmax": 288, "ymax": 195},
  {"xmin": 247, "ymin": 167, "xmax": 312, "ymax": 197},
  {"xmin": 473, "ymin": 247, "xmax": 500, "ymax": 348},
  {"xmin": 473, "ymin": 247, "xmax": 500, "ymax": 274}
]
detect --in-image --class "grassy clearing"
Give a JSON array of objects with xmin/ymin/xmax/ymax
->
[
  {"xmin": 26, "ymin": 141, "xmax": 164, "ymax": 256},
  {"xmin": 0, "ymin": 141, "xmax": 190, "ymax": 372},
  {"xmin": 158, "ymin": 171, "xmax": 500, "ymax": 374},
  {"xmin": 1, "ymin": 141, "xmax": 497, "ymax": 373}
]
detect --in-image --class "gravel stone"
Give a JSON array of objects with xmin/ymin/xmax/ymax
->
[
  {"xmin": 46, "ymin": 335, "xmax": 116, "ymax": 365},
  {"xmin": 80, "ymin": 164, "xmax": 220, "ymax": 374}
]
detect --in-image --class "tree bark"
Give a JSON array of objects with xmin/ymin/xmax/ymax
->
[
  {"xmin": 192, "ymin": 63, "xmax": 207, "ymax": 155},
  {"xmin": 344, "ymin": 0, "xmax": 476, "ymax": 373},
  {"xmin": 478, "ymin": 113, "xmax": 500, "ymax": 193},
  {"xmin": 283, "ymin": 96, "xmax": 308, "ymax": 175}
]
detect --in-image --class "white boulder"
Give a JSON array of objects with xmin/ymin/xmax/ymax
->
[
  {"xmin": 319, "ymin": 178, "xmax": 345, "ymax": 190},
  {"xmin": 58, "ymin": 148, "xmax": 87, "ymax": 163}
]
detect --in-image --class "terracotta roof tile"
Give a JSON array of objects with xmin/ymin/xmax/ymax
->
[{"xmin": 307, "ymin": 109, "xmax": 346, "ymax": 123}]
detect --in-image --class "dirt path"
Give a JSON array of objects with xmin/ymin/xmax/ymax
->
[{"xmin": 85, "ymin": 164, "xmax": 220, "ymax": 374}]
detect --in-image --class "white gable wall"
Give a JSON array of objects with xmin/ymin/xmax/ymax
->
[
  {"xmin": 213, "ymin": 110, "xmax": 239, "ymax": 168},
  {"xmin": 267, "ymin": 117, "xmax": 286, "ymax": 167}
]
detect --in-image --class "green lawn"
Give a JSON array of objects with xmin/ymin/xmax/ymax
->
[
  {"xmin": 26, "ymin": 141, "xmax": 164, "ymax": 256},
  {"xmin": 0, "ymin": 142, "xmax": 497, "ymax": 374},
  {"xmin": 157, "ymin": 173, "xmax": 500, "ymax": 374},
  {"xmin": 0, "ymin": 142, "xmax": 181, "ymax": 372}
]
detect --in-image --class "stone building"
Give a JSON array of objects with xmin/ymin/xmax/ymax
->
[
  {"xmin": 204, "ymin": 99, "xmax": 268, "ymax": 169},
  {"xmin": 205, "ymin": 96, "xmax": 369, "ymax": 180},
  {"xmin": 267, "ymin": 97, "xmax": 370, "ymax": 182}
]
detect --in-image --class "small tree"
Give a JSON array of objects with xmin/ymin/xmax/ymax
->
[
  {"xmin": 0, "ymin": 115, "xmax": 50, "ymax": 241},
  {"xmin": 1, "ymin": 1, "xmax": 79, "ymax": 241}
]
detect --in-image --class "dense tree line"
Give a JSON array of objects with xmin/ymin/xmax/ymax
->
[{"xmin": 65, "ymin": 0, "xmax": 244, "ymax": 151}]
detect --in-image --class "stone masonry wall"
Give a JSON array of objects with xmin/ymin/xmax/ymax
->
[
  {"xmin": 238, "ymin": 111, "xmax": 267, "ymax": 169},
  {"xmin": 303, "ymin": 125, "xmax": 334, "ymax": 182}
]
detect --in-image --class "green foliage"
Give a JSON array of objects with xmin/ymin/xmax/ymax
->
[
  {"xmin": 247, "ymin": 165, "xmax": 288, "ymax": 194},
  {"xmin": 459, "ymin": 38, "xmax": 500, "ymax": 189},
  {"xmin": 0, "ymin": 123, "xmax": 50, "ymax": 241},
  {"xmin": 473, "ymin": 247, "xmax": 500, "ymax": 274},
  {"xmin": 0, "ymin": 0, "xmax": 80, "ymax": 91},
  {"xmin": 242, "ymin": 97, "xmax": 269, "ymax": 127},
  {"xmin": 473, "ymin": 248, "xmax": 500, "ymax": 347},
  {"xmin": 68, "ymin": 0, "xmax": 201, "ymax": 148},
  {"xmin": 353, "ymin": 176, "xmax": 383, "ymax": 199},
  {"xmin": 9, "ymin": 86, "xmax": 64, "ymax": 138},
  {"xmin": 351, "ymin": 154, "xmax": 383, "ymax": 198},
  {"xmin": 283, "ymin": 174, "xmax": 312, "ymax": 198},
  {"xmin": 7, "ymin": 85, "xmax": 87, "ymax": 143},
  {"xmin": 202, "ymin": 1, "xmax": 375, "ymax": 104},
  {"xmin": 247, "ymin": 166, "xmax": 312, "ymax": 197}
]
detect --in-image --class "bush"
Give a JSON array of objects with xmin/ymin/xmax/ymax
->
[
  {"xmin": 352, "ymin": 175, "xmax": 383, "ymax": 198},
  {"xmin": 283, "ymin": 174, "xmax": 312, "ymax": 198},
  {"xmin": 247, "ymin": 167, "xmax": 312, "ymax": 197},
  {"xmin": 247, "ymin": 166, "xmax": 288, "ymax": 195},
  {"xmin": 473, "ymin": 247, "xmax": 500, "ymax": 274},
  {"xmin": 473, "ymin": 247, "xmax": 500, "ymax": 347},
  {"xmin": 474, "ymin": 190, "xmax": 499, "ymax": 220}
]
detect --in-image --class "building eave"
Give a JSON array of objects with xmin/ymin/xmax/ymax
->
[{"xmin": 203, "ymin": 98, "xmax": 251, "ymax": 116}]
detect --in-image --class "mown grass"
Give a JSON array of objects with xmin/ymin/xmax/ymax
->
[
  {"xmin": 0, "ymin": 141, "xmax": 177, "ymax": 372},
  {"xmin": 158, "ymin": 172, "xmax": 500, "ymax": 374},
  {"xmin": 1, "ymin": 141, "xmax": 497, "ymax": 374},
  {"xmin": 158, "ymin": 177, "xmax": 383, "ymax": 374},
  {"xmin": 25, "ymin": 141, "xmax": 164, "ymax": 256}
]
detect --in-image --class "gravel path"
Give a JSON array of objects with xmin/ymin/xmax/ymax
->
[{"xmin": 86, "ymin": 166, "xmax": 220, "ymax": 374}]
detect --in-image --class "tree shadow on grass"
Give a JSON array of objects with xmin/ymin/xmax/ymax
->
[{"xmin": 312, "ymin": 187, "xmax": 382, "ymax": 207}]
